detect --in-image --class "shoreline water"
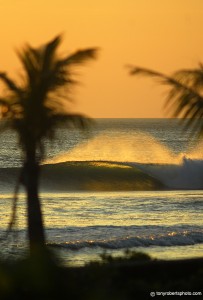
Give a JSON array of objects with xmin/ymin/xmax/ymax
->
[{"xmin": 1, "ymin": 188, "xmax": 203, "ymax": 266}]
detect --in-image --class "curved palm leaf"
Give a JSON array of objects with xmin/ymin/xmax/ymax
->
[
  {"xmin": 129, "ymin": 65, "xmax": 203, "ymax": 136},
  {"xmin": 172, "ymin": 65, "xmax": 203, "ymax": 92},
  {"xmin": 0, "ymin": 73, "xmax": 23, "ymax": 96}
]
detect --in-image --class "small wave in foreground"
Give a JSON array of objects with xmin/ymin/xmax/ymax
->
[{"xmin": 48, "ymin": 230, "xmax": 203, "ymax": 250}]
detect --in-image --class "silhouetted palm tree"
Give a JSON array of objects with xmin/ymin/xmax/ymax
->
[
  {"xmin": 129, "ymin": 65, "xmax": 203, "ymax": 135},
  {"xmin": 0, "ymin": 35, "xmax": 97, "ymax": 255}
]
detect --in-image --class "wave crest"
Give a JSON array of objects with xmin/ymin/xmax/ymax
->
[{"xmin": 48, "ymin": 230, "xmax": 203, "ymax": 250}]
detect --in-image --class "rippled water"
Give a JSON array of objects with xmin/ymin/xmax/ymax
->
[{"xmin": 0, "ymin": 119, "xmax": 203, "ymax": 265}]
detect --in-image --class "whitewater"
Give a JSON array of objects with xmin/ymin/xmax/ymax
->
[{"xmin": 0, "ymin": 118, "xmax": 203, "ymax": 265}]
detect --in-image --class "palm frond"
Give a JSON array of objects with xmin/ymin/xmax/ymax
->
[
  {"xmin": 60, "ymin": 48, "xmax": 98, "ymax": 67},
  {"xmin": 17, "ymin": 47, "xmax": 40, "ymax": 88},
  {"xmin": 37, "ymin": 112, "xmax": 93, "ymax": 144},
  {"xmin": 129, "ymin": 65, "xmax": 203, "ymax": 136},
  {"xmin": 42, "ymin": 35, "xmax": 61, "ymax": 73},
  {"xmin": 172, "ymin": 67, "xmax": 203, "ymax": 91},
  {"xmin": 0, "ymin": 73, "xmax": 22, "ymax": 96},
  {"xmin": 49, "ymin": 113, "xmax": 92, "ymax": 130},
  {"xmin": 129, "ymin": 66, "xmax": 184, "ymax": 87}
]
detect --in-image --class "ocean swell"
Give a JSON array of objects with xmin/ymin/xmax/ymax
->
[
  {"xmin": 48, "ymin": 230, "xmax": 203, "ymax": 250},
  {"xmin": 0, "ymin": 161, "xmax": 163, "ymax": 192},
  {"xmin": 1, "ymin": 157, "xmax": 203, "ymax": 191}
]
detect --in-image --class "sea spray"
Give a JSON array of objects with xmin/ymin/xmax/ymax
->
[
  {"xmin": 128, "ymin": 157, "xmax": 203, "ymax": 189},
  {"xmin": 42, "ymin": 131, "xmax": 203, "ymax": 190},
  {"xmin": 46, "ymin": 132, "xmax": 179, "ymax": 164},
  {"xmin": 2, "ymin": 130, "xmax": 203, "ymax": 191},
  {"xmin": 1, "ymin": 119, "xmax": 203, "ymax": 265}
]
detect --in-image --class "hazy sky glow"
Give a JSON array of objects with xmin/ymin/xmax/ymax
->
[{"xmin": 1, "ymin": 0, "xmax": 203, "ymax": 118}]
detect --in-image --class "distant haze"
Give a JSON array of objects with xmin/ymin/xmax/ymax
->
[{"xmin": 1, "ymin": 0, "xmax": 203, "ymax": 118}]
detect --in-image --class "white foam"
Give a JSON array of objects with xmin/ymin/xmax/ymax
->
[
  {"xmin": 45, "ymin": 131, "xmax": 203, "ymax": 190},
  {"xmin": 129, "ymin": 157, "xmax": 203, "ymax": 189}
]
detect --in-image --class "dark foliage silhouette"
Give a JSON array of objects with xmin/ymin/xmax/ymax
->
[
  {"xmin": 129, "ymin": 65, "xmax": 203, "ymax": 135},
  {"xmin": 0, "ymin": 35, "xmax": 97, "ymax": 255}
]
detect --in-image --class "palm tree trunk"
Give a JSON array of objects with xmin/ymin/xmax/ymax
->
[{"xmin": 24, "ymin": 145, "xmax": 46, "ymax": 255}]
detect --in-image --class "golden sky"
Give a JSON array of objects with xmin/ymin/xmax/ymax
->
[{"xmin": 1, "ymin": 0, "xmax": 203, "ymax": 118}]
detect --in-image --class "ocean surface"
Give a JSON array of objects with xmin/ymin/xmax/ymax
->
[{"xmin": 0, "ymin": 118, "xmax": 203, "ymax": 265}]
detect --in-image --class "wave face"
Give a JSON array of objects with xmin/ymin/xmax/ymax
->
[
  {"xmin": 1, "ymin": 157, "xmax": 203, "ymax": 191},
  {"xmin": 0, "ymin": 161, "xmax": 164, "ymax": 192},
  {"xmin": 1, "ymin": 119, "xmax": 203, "ymax": 191},
  {"xmin": 40, "ymin": 128, "xmax": 203, "ymax": 190},
  {"xmin": 47, "ymin": 225, "xmax": 203, "ymax": 250},
  {"xmin": 42, "ymin": 161, "xmax": 165, "ymax": 191}
]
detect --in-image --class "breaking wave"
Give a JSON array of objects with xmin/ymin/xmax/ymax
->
[
  {"xmin": 48, "ymin": 229, "xmax": 203, "ymax": 250},
  {"xmin": 126, "ymin": 157, "xmax": 203, "ymax": 190},
  {"xmin": 1, "ymin": 132, "xmax": 203, "ymax": 191},
  {"xmin": 1, "ymin": 157, "xmax": 203, "ymax": 191}
]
